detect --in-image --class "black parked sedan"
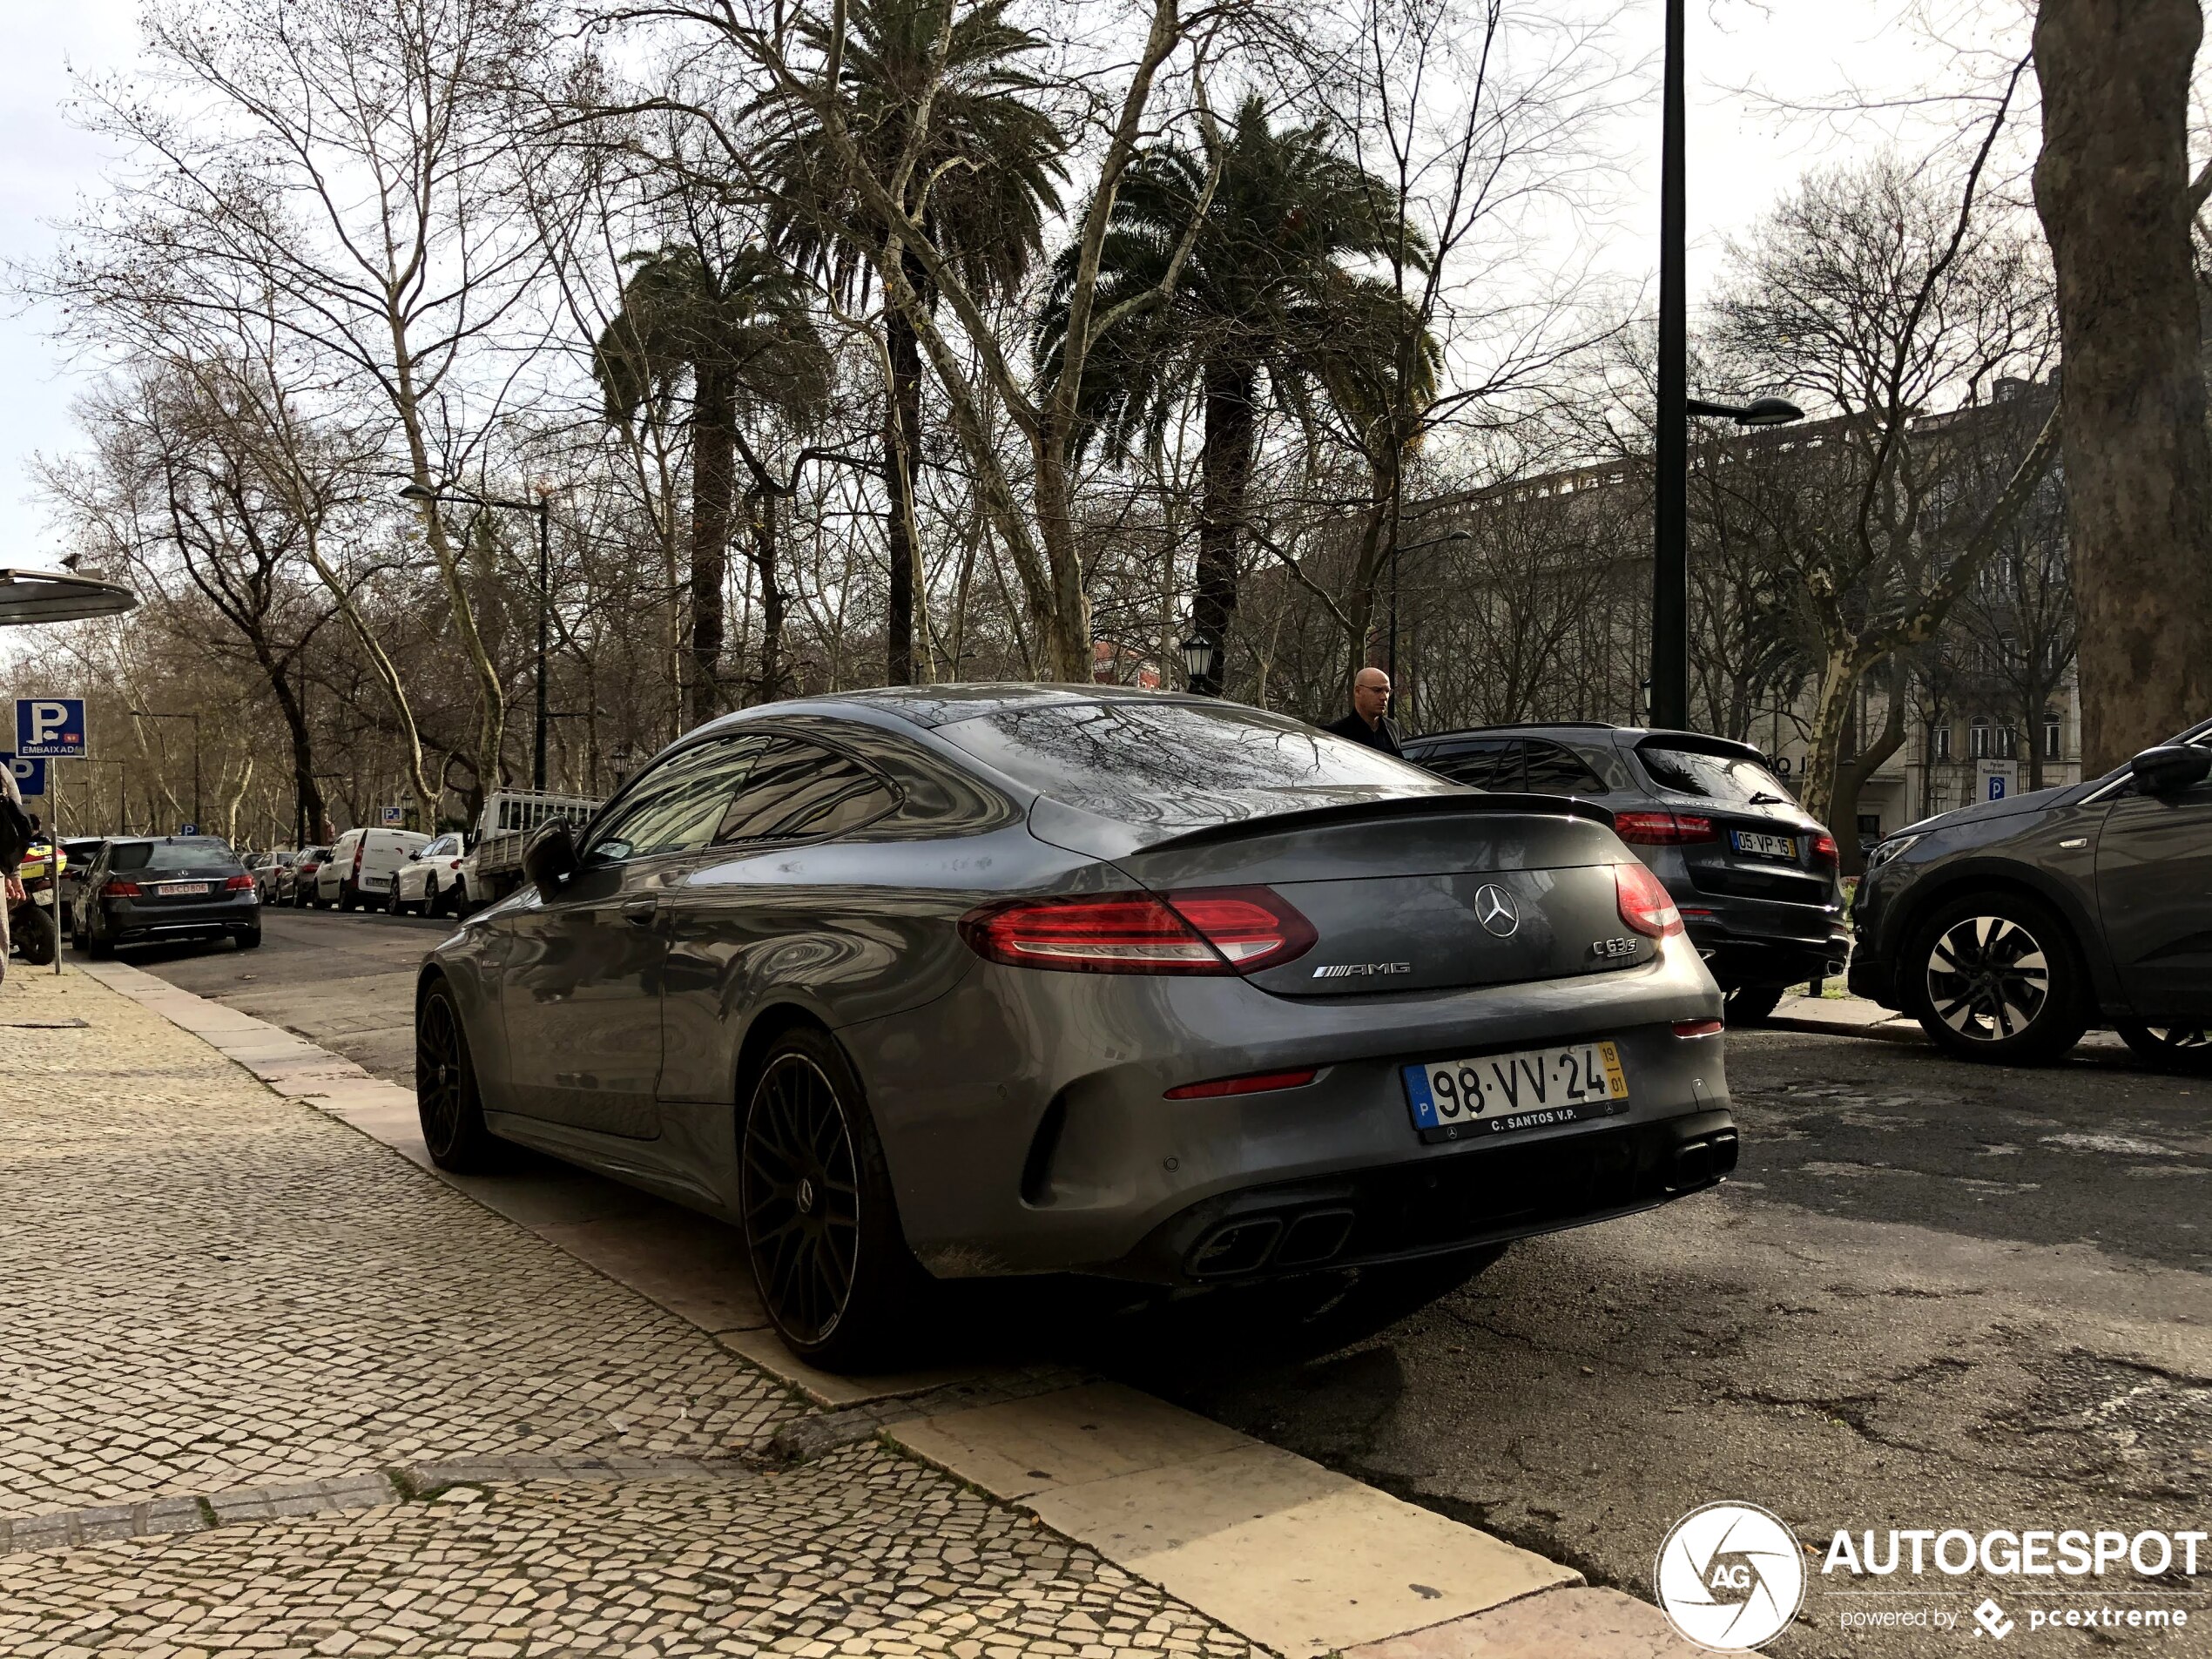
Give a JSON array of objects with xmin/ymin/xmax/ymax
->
[
  {"xmin": 419, "ymin": 686, "xmax": 1737, "ymax": 1369},
  {"xmin": 75, "ymin": 836, "xmax": 262, "ymax": 957},
  {"xmin": 1851, "ymin": 717, "xmax": 2212, "ymax": 1065},
  {"xmin": 1403, "ymin": 724, "xmax": 1848, "ymax": 1023}
]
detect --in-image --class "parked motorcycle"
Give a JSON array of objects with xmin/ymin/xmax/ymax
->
[{"xmin": 8, "ymin": 839, "xmax": 64, "ymax": 965}]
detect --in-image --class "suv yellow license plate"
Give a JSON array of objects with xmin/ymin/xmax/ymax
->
[{"xmin": 1401, "ymin": 1041, "xmax": 1629, "ymax": 1144}]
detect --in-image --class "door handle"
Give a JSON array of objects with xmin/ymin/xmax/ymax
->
[{"xmin": 622, "ymin": 900, "xmax": 658, "ymax": 927}]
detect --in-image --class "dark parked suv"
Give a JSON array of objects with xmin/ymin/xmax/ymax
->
[
  {"xmin": 1401, "ymin": 724, "xmax": 1848, "ymax": 1022},
  {"xmin": 74, "ymin": 836, "xmax": 261, "ymax": 957},
  {"xmin": 1851, "ymin": 718, "xmax": 2212, "ymax": 1066}
]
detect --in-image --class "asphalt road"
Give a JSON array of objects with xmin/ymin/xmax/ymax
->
[{"xmin": 125, "ymin": 908, "xmax": 2212, "ymax": 1656}]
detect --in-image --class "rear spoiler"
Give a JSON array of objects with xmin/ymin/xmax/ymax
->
[{"xmin": 1140, "ymin": 790, "xmax": 1616, "ymax": 856}]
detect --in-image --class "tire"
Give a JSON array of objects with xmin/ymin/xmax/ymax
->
[
  {"xmin": 339, "ymin": 882, "xmax": 357, "ymax": 913},
  {"xmin": 2114, "ymin": 1022, "xmax": 2212, "ymax": 1075},
  {"xmin": 416, "ymin": 979, "xmax": 504, "ymax": 1173},
  {"xmin": 1723, "ymin": 982, "xmax": 1787, "ymax": 1025},
  {"xmin": 86, "ymin": 914, "xmax": 115, "ymax": 960},
  {"xmin": 235, "ymin": 926, "xmax": 262, "ymax": 951},
  {"xmin": 739, "ymin": 1027, "xmax": 921, "ymax": 1371},
  {"xmin": 14, "ymin": 905, "xmax": 57, "ymax": 966},
  {"xmin": 1905, "ymin": 891, "xmax": 2088, "ymax": 1064},
  {"xmin": 384, "ymin": 883, "xmax": 402, "ymax": 916}
]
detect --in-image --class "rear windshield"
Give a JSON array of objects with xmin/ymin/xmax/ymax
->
[
  {"xmin": 936, "ymin": 699, "xmax": 1446, "ymax": 813},
  {"xmin": 1637, "ymin": 744, "xmax": 1796, "ymax": 806},
  {"xmin": 108, "ymin": 841, "xmax": 239, "ymax": 873}
]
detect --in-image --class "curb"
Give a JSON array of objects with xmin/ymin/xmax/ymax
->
[{"xmin": 72, "ymin": 956, "xmax": 1698, "ymax": 1658}]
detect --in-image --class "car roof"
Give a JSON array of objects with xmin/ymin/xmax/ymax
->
[
  {"xmin": 700, "ymin": 682, "xmax": 1221, "ymax": 735},
  {"xmin": 1405, "ymin": 723, "xmax": 1769, "ymax": 762}
]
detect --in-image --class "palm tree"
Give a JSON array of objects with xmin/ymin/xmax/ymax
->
[
  {"xmin": 1036, "ymin": 96, "xmax": 1433, "ymax": 692},
  {"xmin": 595, "ymin": 244, "xmax": 830, "ymax": 723},
  {"xmin": 765, "ymin": 0, "xmax": 1064, "ymax": 685}
]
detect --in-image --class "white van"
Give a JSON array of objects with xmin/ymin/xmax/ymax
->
[{"xmin": 315, "ymin": 826, "xmax": 431, "ymax": 910}]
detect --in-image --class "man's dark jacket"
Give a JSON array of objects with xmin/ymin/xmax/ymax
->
[{"xmin": 1323, "ymin": 711, "xmax": 1403, "ymax": 757}]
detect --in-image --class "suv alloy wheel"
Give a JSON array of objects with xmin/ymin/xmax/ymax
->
[{"xmin": 1906, "ymin": 890, "xmax": 2088, "ymax": 1063}]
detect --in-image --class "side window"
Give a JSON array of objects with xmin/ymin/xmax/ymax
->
[
  {"xmin": 1424, "ymin": 738, "xmax": 1523, "ymax": 791},
  {"xmin": 715, "ymin": 739, "xmax": 898, "ymax": 845},
  {"xmin": 1522, "ymin": 740, "xmax": 1607, "ymax": 795},
  {"xmin": 585, "ymin": 736, "xmax": 768, "ymax": 864}
]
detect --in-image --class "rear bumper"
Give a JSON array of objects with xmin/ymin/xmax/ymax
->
[
  {"xmin": 846, "ymin": 945, "xmax": 1730, "ymax": 1282},
  {"xmin": 1113, "ymin": 1109, "xmax": 1738, "ymax": 1283},
  {"xmin": 1682, "ymin": 909, "xmax": 1849, "ymax": 988},
  {"xmin": 103, "ymin": 898, "xmax": 259, "ymax": 939}
]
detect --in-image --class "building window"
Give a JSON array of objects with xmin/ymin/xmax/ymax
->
[
  {"xmin": 1970, "ymin": 718, "xmax": 2016, "ymax": 761},
  {"xmin": 1931, "ymin": 723, "xmax": 1952, "ymax": 762},
  {"xmin": 2042, "ymin": 711, "xmax": 2062, "ymax": 760}
]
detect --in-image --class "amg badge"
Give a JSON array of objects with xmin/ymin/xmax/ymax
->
[
  {"xmin": 1312, "ymin": 961, "xmax": 1413, "ymax": 980},
  {"xmin": 1590, "ymin": 936, "xmax": 1639, "ymax": 960}
]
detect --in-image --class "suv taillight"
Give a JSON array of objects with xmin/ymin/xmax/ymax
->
[
  {"xmin": 959, "ymin": 887, "xmax": 1318, "ymax": 975},
  {"xmin": 1612, "ymin": 810, "xmax": 1716, "ymax": 845},
  {"xmin": 1615, "ymin": 861, "xmax": 1684, "ymax": 938},
  {"xmin": 1811, "ymin": 832, "xmax": 1838, "ymax": 864}
]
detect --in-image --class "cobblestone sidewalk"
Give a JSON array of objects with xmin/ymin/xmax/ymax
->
[{"xmin": 0, "ymin": 967, "xmax": 1263, "ymax": 1658}]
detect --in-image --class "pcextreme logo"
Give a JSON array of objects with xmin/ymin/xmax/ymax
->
[{"xmin": 1655, "ymin": 1502, "xmax": 1808, "ymax": 1651}]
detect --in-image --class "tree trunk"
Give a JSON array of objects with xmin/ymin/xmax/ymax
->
[
  {"xmin": 1195, "ymin": 366, "xmax": 1257, "ymax": 695},
  {"xmin": 2033, "ymin": 0, "xmax": 2212, "ymax": 770},
  {"xmin": 691, "ymin": 363, "xmax": 738, "ymax": 730},
  {"xmin": 884, "ymin": 297, "xmax": 924, "ymax": 687},
  {"xmin": 754, "ymin": 486, "xmax": 786, "ymax": 703}
]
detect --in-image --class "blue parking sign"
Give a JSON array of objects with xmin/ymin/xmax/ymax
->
[
  {"xmin": 1, "ymin": 753, "xmax": 46, "ymax": 796},
  {"xmin": 16, "ymin": 698, "xmax": 86, "ymax": 759}
]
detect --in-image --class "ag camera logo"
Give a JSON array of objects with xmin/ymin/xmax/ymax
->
[{"xmin": 1656, "ymin": 1501, "xmax": 1806, "ymax": 1650}]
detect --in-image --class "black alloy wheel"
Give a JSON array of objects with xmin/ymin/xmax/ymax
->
[
  {"xmin": 739, "ymin": 1028, "xmax": 916, "ymax": 1369},
  {"xmin": 1907, "ymin": 892, "xmax": 2087, "ymax": 1064},
  {"xmin": 2114, "ymin": 1022, "xmax": 2212, "ymax": 1075},
  {"xmin": 384, "ymin": 882, "xmax": 402, "ymax": 916},
  {"xmin": 415, "ymin": 981, "xmax": 502, "ymax": 1171}
]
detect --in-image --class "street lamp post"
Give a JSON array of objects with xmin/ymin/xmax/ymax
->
[
  {"xmin": 1650, "ymin": 395, "xmax": 1804, "ymax": 729},
  {"xmin": 1179, "ymin": 631, "xmax": 1222, "ymax": 696},
  {"xmin": 400, "ymin": 482, "xmax": 553, "ymax": 790},
  {"xmin": 130, "ymin": 709, "xmax": 200, "ymax": 830},
  {"xmin": 1649, "ymin": 0, "xmax": 1805, "ymax": 732},
  {"xmin": 1386, "ymin": 529, "xmax": 1472, "ymax": 705}
]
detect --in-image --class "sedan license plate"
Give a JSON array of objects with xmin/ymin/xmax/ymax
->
[
  {"xmin": 1402, "ymin": 1041, "xmax": 1629, "ymax": 1143},
  {"xmin": 159, "ymin": 881, "xmax": 212, "ymax": 897},
  {"xmin": 1730, "ymin": 829, "xmax": 1797, "ymax": 860}
]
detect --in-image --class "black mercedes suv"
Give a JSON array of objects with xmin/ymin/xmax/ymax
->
[
  {"xmin": 1851, "ymin": 718, "xmax": 2212, "ymax": 1067},
  {"xmin": 1402, "ymin": 724, "xmax": 1849, "ymax": 1022}
]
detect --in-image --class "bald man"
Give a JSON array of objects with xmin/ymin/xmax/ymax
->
[{"xmin": 1323, "ymin": 667, "xmax": 1403, "ymax": 756}]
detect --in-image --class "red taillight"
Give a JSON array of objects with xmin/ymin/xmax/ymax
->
[
  {"xmin": 1673, "ymin": 1018, "xmax": 1724, "ymax": 1038},
  {"xmin": 958, "ymin": 887, "xmax": 1316, "ymax": 975},
  {"xmin": 1164, "ymin": 1068, "xmax": 1319, "ymax": 1100},
  {"xmin": 1811, "ymin": 832, "xmax": 1838, "ymax": 864},
  {"xmin": 225, "ymin": 874, "xmax": 255, "ymax": 891},
  {"xmin": 1615, "ymin": 861, "xmax": 1683, "ymax": 938},
  {"xmin": 353, "ymin": 842, "xmax": 365, "ymax": 871},
  {"xmin": 1613, "ymin": 810, "xmax": 1716, "ymax": 846},
  {"xmin": 102, "ymin": 879, "xmax": 142, "ymax": 898}
]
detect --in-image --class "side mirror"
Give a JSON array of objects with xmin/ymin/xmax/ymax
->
[
  {"xmin": 2128, "ymin": 744, "xmax": 2211, "ymax": 796},
  {"xmin": 522, "ymin": 819, "xmax": 579, "ymax": 895}
]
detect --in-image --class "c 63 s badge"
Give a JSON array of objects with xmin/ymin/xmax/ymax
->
[
  {"xmin": 1312, "ymin": 961, "xmax": 1413, "ymax": 980},
  {"xmin": 1591, "ymin": 936, "xmax": 1640, "ymax": 960}
]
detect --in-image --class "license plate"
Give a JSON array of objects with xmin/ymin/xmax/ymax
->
[
  {"xmin": 160, "ymin": 882, "xmax": 212, "ymax": 897},
  {"xmin": 1402, "ymin": 1041, "xmax": 1629, "ymax": 1144},
  {"xmin": 1730, "ymin": 829, "xmax": 1797, "ymax": 860}
]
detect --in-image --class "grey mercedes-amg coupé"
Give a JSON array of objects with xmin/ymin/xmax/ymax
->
[{"xmin": 415, "ymin": 686, "xmax": 1737, "ymax": 1367}]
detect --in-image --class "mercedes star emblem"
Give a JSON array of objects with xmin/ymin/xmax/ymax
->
[{"xmin": 1474, "ymin": 884, "xmax": 1520, "ymax": 937}]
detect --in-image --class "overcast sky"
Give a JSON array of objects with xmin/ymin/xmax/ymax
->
[{"xmin": 0, "ymin": 0, "xmax": 1996, "ymax": 574}]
